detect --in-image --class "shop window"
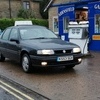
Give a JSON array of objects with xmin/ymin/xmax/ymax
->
[
  {"xmin": 23, "ymin": 1, "xmax": 30, "ymax": 10},
  {"xmin": 95, "ymin": 15, "xmax": 100, "ymax": 34},
  {"xmin": 53, "ymin": 17, "xmax": 58, "ymax": 34},
  {"xmin": 63, "ymin": 17, "xmax": 69, "ymax": 33}
]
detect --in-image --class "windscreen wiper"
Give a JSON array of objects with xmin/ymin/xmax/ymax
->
[
  {"xmin": 29, "ymin": 37, "xmax": 48, "ymax": 39},
  {"xmin": 30, "ymin": 37, "xmax": 58, "ymax": 39}
]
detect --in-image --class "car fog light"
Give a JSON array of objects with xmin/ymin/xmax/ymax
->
[
  {"xmin": 41, "ymin": 62, "xmax": 47, "ymax": 66},
  {"xmin": 78, "ymin": 58, "xmax": 82, "ymax": 62}
]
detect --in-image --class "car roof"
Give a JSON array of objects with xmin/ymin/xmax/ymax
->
[{"xmin": 8, "ymin": 25, "xmax": 47, "ymax": 29}]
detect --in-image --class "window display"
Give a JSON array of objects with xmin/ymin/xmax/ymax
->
[
  {"xmin": 63, "ymin": 17, "xmax": 69, "ymax": 33},
  {"xmin": 53, "ymin": 17, "xmax": 58, "ymax": 34},
  {"xmin": 95, "ymin": 14, "xmax": 100, "ymax": 34}
]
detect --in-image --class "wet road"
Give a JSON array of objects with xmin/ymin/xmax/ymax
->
[{"xmin": 0, "ymin": 51, "xmax": 100, "ymax": 100}]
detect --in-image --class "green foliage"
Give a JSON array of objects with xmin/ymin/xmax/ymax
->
[
  {"xmin": 0, "ymin": 18, "xmax": 14, "ymax": 30},
  {"xmin": 17, "ymin": 9, "xmax": 35, "ymax": 19},
  {"xmin": 0, "ymin": 18, "xmax": 48, "ymax": 30},
  {"xmin": 31, "ymin": 19, "xmax": 48, "ymax": 27}
]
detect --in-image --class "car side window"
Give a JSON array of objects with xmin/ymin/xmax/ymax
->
[
  {"xmin": 9, "ymin": 29, "xmax": 18, "ymax": 40},
  {"xmin": 2, "ymin": 28, "xmax": 11, "ymax": 40}
]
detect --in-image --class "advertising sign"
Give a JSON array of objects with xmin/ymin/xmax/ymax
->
[
  {"xmin": 92, "ymin": 35, "xmax": 100, "ymax": 40},
  {"xmin": 58, "ymin": 5, "xmax": 75, "ymax": 19},
  {"xmin": 58, "ymin": 6, "xmax": 74, "ymax": 17},
  {"xmin": 58, "ymin": 5, "xmax": 75, "ymax": 40},
  {"xmin": 79, "ymin": 0, "xmax": 92, "ymax": 1},
  {"xmin": 88, "ymin": 1, "xmax": 100, "ymax": 51}
]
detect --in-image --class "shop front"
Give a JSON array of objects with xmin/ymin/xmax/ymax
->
[
  {"xmin": 88, "ymin": 1, "xmax": 100, "ymax": 51},
  {"xmin": 58, "ymin": 0, "xmax": 100, "ymax": 51}
]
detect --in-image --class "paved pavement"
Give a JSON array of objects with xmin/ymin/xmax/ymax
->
[
  {"xmin": 0, "ymin": 77, "xmax": 49, "ymax": 100},
  {"xmin": 0, "ymin": 87, "xmax": 18, "ymax": 100}
]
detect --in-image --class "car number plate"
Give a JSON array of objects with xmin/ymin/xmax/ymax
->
[{"xmin": 57, "ymin": 56, "xmax": 73, "ymax": 62}]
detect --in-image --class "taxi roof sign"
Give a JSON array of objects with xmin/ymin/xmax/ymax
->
[{"xmin": 14, "ymin": 21, "xmax": 32, "ymax": 26}]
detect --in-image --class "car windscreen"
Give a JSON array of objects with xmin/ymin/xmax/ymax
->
[{"xmin": 19, "ymin": 28, "xmax": 58, "ymax": 40}]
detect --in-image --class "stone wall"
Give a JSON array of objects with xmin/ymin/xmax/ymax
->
[
  {"xmin": 0, "ymin": 0, "xmax": 10, "ymax": 18},
  {"xmin": 0, "ymin": 0, "xmax": 42, "ymax": 18},
  {"xmin": 53, "ymin": 0, "xmax": 77, "ymax": 5},
  {"xmin": 49, "ymin": 7, "xmax": 58, "ymax": 30},
  {"xmin": 31, "ymin": 2, "xmax": 42, "ymax": 18}
]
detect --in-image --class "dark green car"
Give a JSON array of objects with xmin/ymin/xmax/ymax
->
[{"xmin": 0, "ymin": 25, "xmax": 82, "ymax": 73}]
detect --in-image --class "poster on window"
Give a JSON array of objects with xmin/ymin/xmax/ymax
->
[
  {"xmin": 75, "ymin": 11, "xmax": 88, "ymax": 21},
  {"xmin": 54, "ymin": 18, "xmax": 58, "ymax": 33}
]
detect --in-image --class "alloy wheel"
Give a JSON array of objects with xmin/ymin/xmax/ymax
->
[{"xmin": 22, "ymin": 54, "xmax": 32, "ymax": 73}]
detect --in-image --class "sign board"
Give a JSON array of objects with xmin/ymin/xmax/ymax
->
[
  {"xmin": 14, "ymin": 21, "xmax": 33, "ymax": 26},
  {"xmin": 92, "ymin": 35, "xmax": 100, "ymax": 40},
  {"xmin": 58, "ymin": 5, "xmax": 75, "ymax": 18},
  {"xmin": 78, "ymin": 0, "xmax": 93, "ymax": 1}
]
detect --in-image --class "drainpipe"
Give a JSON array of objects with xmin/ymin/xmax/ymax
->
[{"xmin": 8, "ymin": 0, "xmax": 12, "ymax": 18}]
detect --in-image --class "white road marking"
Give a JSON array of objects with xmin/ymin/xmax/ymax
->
[
  {"xmin": 0, "ymin": 85, "xmax": 24, "ymax": 100},
  {"xmin": 0, "ymin": 80, "xmax": 34, "ymax": 100}
]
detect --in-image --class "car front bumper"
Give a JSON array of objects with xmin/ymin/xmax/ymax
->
[{"xmin": 30, "ymin": 53, "xmax": 83, "ymax": 67}]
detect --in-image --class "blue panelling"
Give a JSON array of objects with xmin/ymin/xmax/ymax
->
[
  {"xmin": 57, "ymin": 0, "xmax": 100, "ymax": 51},
  {"xmin": 88, "ymin": 1, "xmax": 100, "ymax": 51},
  {"xmin": 58, "ymin": 5, "xmax": 75, "ymax": 41}
]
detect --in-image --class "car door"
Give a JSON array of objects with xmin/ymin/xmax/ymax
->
[
  {"xmin": 7, "ymin": 28, "xmax": 21, "ymax": 61},
  {"xmin": 0, "ymin": 28, "xmax": 12, "ymax": 58}
]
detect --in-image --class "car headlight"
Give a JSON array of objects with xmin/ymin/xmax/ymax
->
[
  {"xmin": 37, "ymin": 50, "xmax": 54, "ymax": 55},
  {"xmin": 73, "ymin": 48, "xmax": 81, "ymax": 53}
]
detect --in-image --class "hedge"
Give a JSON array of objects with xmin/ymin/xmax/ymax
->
[{"xmin": 0, "ymin": 18, "xmax": 48, "ymax": 30}]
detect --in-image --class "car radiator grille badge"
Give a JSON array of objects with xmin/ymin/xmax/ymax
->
[{"xmin": 63, "ymin": 50, "xmax": 66, "ymax": 53}]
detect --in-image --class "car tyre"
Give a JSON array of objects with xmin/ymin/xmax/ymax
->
[
  {"xmin": 21, "ymin": 54, "xmax": 32, "ymax": 73},
  {"xmin": 0, "ymin": 53, "xmax": 5, "ymax": 62}
]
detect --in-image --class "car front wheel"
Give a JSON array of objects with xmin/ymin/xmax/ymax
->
[{"xmin": 21, "ymin": 54, "xmax": 32, "ymax": 73}]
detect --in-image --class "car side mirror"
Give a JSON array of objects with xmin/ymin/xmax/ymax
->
[{"xmin": 10, "ymin": 38, "xmax": 19, "ymax": 43}]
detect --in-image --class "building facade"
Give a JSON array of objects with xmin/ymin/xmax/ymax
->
[
  {"xmin": 47, "ymin": 0, "xmax": 100, "ymax": 51},
  {"xmin": 0, "ymin": 0, "xmax": 42, "ymax": 18},
  {"xmin": 48, "ymin": 0, "xmax": 77, "ymax": 33}
]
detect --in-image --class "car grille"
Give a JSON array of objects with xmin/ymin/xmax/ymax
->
[{"xmin": 54, "ymin": 50, "xmax": 72, "ymax": 54}]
